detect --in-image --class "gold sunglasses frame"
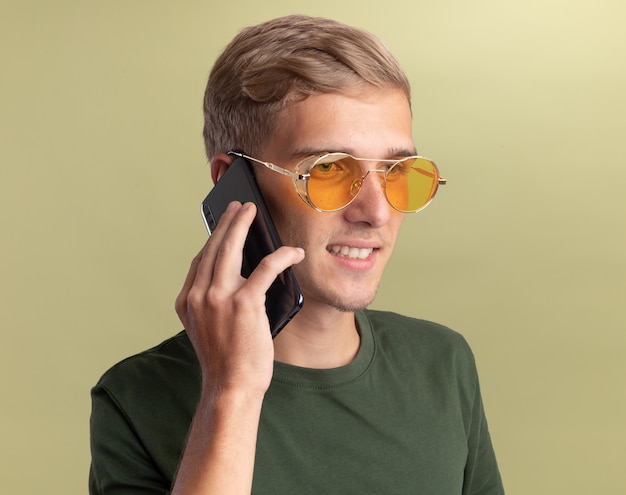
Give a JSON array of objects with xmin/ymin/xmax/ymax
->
[{"xmin": 228, "ymin": 151, "xmax": 447, "ymax": 213}]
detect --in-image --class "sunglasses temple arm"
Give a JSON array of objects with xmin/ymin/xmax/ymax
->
[
  {"xmin": 262, "ymin": 161, "xmax": 306, "ymax": 181},
  {"xmin": 235, "ymin": 152, "xmax": 307, "ymax": 181}
]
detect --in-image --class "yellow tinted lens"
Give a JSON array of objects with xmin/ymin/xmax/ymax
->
[
  {"xmin": 385, "ymin": 157, "xmax": 438, "ymax": 212},
  {"xmin": 307, "ymin": 155, "xmax": 362, "ymax": 210}
]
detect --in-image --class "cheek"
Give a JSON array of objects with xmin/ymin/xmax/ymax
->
[
  {"xmin": 272, "ymin": 209, "xmax": 320, "ymax": 249},
  {"xmin": 258, "ymin": 180, "xmax": 310, "ymax": 242},
  {"xmin": 386, "ymin": 214, "xmax": 405, "ymax": 247}
]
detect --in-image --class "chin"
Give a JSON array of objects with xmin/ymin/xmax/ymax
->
[
  {"xmin": 323, "ymin": 289, "xmax": 378, "ymax": 313},
  {"xmin": 296, "ymin": 265, "xmax": 382, "ymax": 312}
]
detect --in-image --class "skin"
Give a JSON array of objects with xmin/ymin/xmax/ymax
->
[{"xmin": 172, "ymin": 87, "xmax": 415, "ymax": 494}]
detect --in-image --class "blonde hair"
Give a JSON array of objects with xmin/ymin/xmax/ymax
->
[{"xmin": 203, "ymin": 15, "xmax": 411, "ymax": 159}]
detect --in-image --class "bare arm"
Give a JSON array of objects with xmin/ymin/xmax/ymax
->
[{"xmin": 171, "ymin": 201, "xmax": 305, "ymax": 494}]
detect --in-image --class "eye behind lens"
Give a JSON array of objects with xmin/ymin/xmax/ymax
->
[
  {"xmin": 307, "ymin": 156, "xmax": 361, "ymax": 211},
  {"xmin": 385, "ymin": 158, "xmax": 439, "ymax": 213}
]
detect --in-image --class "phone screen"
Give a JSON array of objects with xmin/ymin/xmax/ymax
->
[{"xmin": 201, "ymin": 156, "xmax": 303, "ymax": 337}]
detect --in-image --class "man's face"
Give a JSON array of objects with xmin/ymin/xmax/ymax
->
[{"xmin": 254, "ymin": 88, "xmax": 415, "ymax": 314}]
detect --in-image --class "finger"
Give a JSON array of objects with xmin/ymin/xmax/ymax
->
[
  {"xmin": 175, "ymin": 201, "xmax": 245, "ymax": 317},
  {"xmin": 175, "ymin": 248, "xmax": 203, "ymax": 314},
  {"xmin": 192, "ymin": 201, "xmax": 252, "ymax": 293},
  {"xmin": 207, "ymin": 202, "xmax": 259, "ymax": 290},
  {"xmin": 241, "ymin": 246, "xmax": 306, "ymax": 296}
]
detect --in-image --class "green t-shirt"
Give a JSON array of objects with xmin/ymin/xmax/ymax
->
[{"xmin": 89, "ymin": 310, "xmax": 504, "ymax": 494}]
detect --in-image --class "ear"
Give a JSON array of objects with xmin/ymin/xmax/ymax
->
[{"xmin": 210, "ymin": 152, "xmax": 235, "ymax": 184}]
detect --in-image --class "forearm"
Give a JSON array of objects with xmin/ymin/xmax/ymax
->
[
  {"xmin": 171, "ymin": 388, "xmax": 265, "ymax": 495},
  {"xmin": 170, "ymin": 203, "xmax": 304, "ymax": 494}
]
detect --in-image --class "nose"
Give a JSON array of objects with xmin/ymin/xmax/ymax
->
[{"xmin": 342, "ymin": 170, "xmax": 392, "ymax": 227}]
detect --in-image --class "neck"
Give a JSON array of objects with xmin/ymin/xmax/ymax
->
[{"xmin": 272, "ymin": 307, "xmax": 361, "ymax": 369}]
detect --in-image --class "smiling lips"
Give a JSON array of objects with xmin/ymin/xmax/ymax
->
[{"xmin": 327, "ymin": 245, "xmax": 375, "ymax": 260}]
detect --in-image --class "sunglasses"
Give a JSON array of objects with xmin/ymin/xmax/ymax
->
[{"xmin": 228, "ymin": 151, "xmax": 446, "ymax": 213}]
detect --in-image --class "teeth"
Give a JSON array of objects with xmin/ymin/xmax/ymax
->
[{"xmin": 328, "ymin": 245, "xmax": 373, "ymax": 259}]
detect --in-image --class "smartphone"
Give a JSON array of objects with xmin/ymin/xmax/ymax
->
[{"xmin": 201, "ymin": 155, "xmax": 303, "ymax": 338}]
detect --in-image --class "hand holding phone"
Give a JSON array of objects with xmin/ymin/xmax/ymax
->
[{"xmin": 201, "ymin": 156, "xmax": 304, "ymax": 337}]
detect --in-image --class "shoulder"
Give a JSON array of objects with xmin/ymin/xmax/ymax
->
[
  {"xmin": 361, "ymin": 309, "xmax": 477, "ymax": 374},
  {"xmin": 90, "ymin": 332, "xmax": 199, "ymax": 489},
  {"xmin": 93, "ymin": 331, "xmax": 200, "ymax": 406},
  {"xmin": 363, "ymin": 309, "xmax": 471, "ymax": 349}
]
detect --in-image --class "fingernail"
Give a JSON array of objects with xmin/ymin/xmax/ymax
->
[{"xmin": 226, "ymin": 201, "xmax": 239, "ymax": 212}]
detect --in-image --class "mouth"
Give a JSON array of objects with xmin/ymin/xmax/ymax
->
[{"xmin": 327, "ymin": 245, "xmax": 375, "ymax": 260}]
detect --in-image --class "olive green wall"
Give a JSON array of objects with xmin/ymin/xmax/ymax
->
[{"xmin": 2, "ymin": 1, "xmax": 624, "ymax": 493}]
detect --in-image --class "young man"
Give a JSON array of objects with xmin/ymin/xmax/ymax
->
[{"xmin": 90, "ymin": 15, "xmax": 504, "ymax": 495}]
